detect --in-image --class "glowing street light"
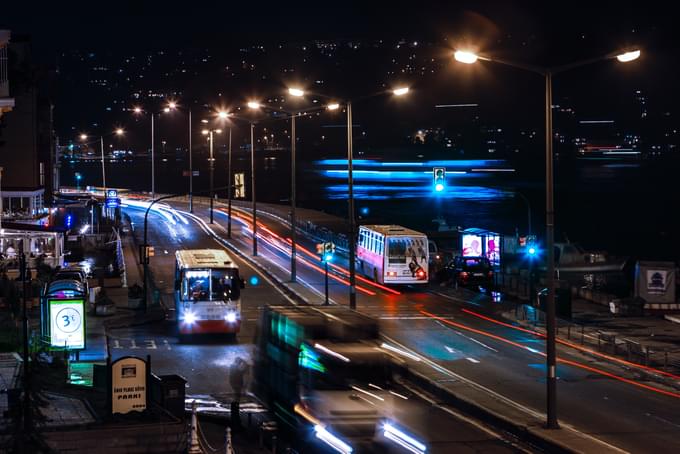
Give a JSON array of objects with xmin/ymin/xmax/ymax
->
[
  {"xmin": 133, "ymin": 106, "xmax": 142, "ymax": 114},
  {"xmin": 218, "ymin": 111, "xmax": 230, "ymax": 119},
  {"xmin": 453, "ymin": 50, "xmax": 479, "ymax": 64},
  {"xmin": 392, "ymin": 86, "xmax": 410, "ymax": 96},
  {"xmin": 616, "ymin": 49, "xmax": 641, "ymax": 62},
  {"xmin": 201, "ymin": 129, "xmax": 209, "ymax": 135},
  {"xmin": 167, "ymin": 101, "xmax": 177, "ymax": 109},
  {"xmin": 452, "ymin": 43, "xmax": 642, "ymax": 430},
  {"xmin": 327, "ymin": 103, "xmax": 340, "ymax": 110},
  {"xmin": 115, "ymin": 128, "xmax": 124, "ymax": 135},
  {"xmin": 247, "ymin": 101, "xmax": 261, "ymax": 109},
  {"xmin": 80, "ymin": 134, "xmax": 88, "ymax": 141},
  {"xmin": 288, "ymin": 87, "xmax": 305, "ymax": 97}
]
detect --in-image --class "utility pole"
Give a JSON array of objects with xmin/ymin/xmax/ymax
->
[{"xmin": 20, "ymin": 252, "xmax": 31, "ymax": 444}]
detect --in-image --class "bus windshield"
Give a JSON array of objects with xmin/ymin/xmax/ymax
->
[{"xmin": 183, "ymin": 269, "xmax": 240, "ymax": 302}]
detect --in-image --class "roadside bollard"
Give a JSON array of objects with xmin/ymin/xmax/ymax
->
[
  {"xmin": 231, "ymin": 400, "xmax": 241, "ymax": 428},
  {"xmin": 226, "ymin": 427, "xmax": 234, "ymax": 454},
  {"xmin": 188, "ymin": 400, "xmax": 201, "ymax": 454}
]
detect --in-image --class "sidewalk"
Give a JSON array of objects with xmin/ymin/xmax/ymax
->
[{"xmin": 504, "ymin": 295, "xmax": 680, "ymax": 375}]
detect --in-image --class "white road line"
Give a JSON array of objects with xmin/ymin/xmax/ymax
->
[
  {"xmin": 434, "ymin": 321, "xmax": 500, "ymax": 353},
  {"xmin": 398, "ymin": 381, "xmax": 519, "ymax": 448},
  {"xmin": 381, "ymin": 334, "xmax": 629, "ymax": 454}
]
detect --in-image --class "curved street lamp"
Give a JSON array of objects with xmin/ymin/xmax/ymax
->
[{"xmin": 453, "ymin": 46, "xmax": 640, "ymax": 429}]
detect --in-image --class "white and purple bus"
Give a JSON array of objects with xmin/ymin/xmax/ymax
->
[{"xmin": 356, "ymin": 225, "xmax": 429, "ymax": 285}]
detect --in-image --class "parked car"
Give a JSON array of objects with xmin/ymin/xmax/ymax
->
[
  {"xmin": 54, "ymin": 266, "xmax": 88, "ymax": 283},
  {"xmin": 443, "ymin": 256, "xmax": 494, "ymax": 288}
]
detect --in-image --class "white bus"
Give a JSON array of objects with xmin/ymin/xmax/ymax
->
[
  {"xmin": 174, "ymin": 249, "xmax": 244, "ymax": 337},
  {"xmin": 356, "ymin": 225, "xmax": 429, "ymax": 285}
]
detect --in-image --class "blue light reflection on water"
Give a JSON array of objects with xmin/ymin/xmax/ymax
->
[
  {"xmin": 325, "ymin": 184, "xmax": 512, "ymax": 200},
  {"xmin": 316, "ymin": 159, "xmax": 506, "ymax": 168}
]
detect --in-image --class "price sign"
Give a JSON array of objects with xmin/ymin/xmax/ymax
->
[{"xmin": 49, "ymin": 299, "xmax": 86, "ymax": 349}]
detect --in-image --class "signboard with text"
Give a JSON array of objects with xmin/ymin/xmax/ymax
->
[
  {"xmin": 111, "ymin": 356, "xmax": 148, "ymax": 414},
  {"xmin": 49, "ymin": 299, "xmax": 86, "ymax": 350},
  {"xmin": 234, "ymin": 172, "xmax": 245, "ymax": 198}
]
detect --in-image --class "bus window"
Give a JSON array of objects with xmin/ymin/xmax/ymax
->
[
  {"xmin": 212, "ymin": 270, "xmax": 241, "ymax": 301},
  {"xmin": 388, "ymin": 238, "xmax": 406, "ymax": 264},
  {"xmin": 183, "ymin": 269, "xmax": 240, "ymax": 301}
]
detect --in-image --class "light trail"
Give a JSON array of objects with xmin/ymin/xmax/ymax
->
[
  {"xmin": 421, "ymin": 310, "xmax": 680, "ymax": 400},
  {"xmin": 460, "ymin": 308, "xmax": 680, "ymax": 381},
  {"xmin": 220, "ymin": 207, "xmax": 401, "ymax": 295}
]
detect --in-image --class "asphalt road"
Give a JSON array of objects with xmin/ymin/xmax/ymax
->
[
  {"xmin": 119, "ymin": 202, "xmax": 526, "ymax": 454},
  {"xmin": 166, "ymin": 199, "xmax": 680, "ymax": 454}
]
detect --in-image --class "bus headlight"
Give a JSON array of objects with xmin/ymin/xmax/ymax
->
[
  {"xmin": 183, "ymin": 311, "xmax": 197, "ymax": 325},
  {"xmin": 225, "ymin": 312, "xmax": 237, "ymax": 323}
]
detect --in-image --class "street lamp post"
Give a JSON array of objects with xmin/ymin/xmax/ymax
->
[
  {"xmin": 100, "ymin": 136, "xmax": 106, "ymax": 192},
  {"xmin": 250, "ymin": 122, "xmax": 257, "ymax": 256},
  {"xmin": 151, "ymin": 113, "xmax": 155, "ymax": 200},
  {"xmin": 202, "ymin": 127, "xmax": 222, "ymax": 224},
  {"xmin": 227, "ymin": 127, "xmax": 233, "ymax": 237},
  {"xmin": 189, "ymin": 108, "xmax": 193, "ymax": 213},
  {"xmin": 290, "ymin": 112, "xmax": 297, "ymax": 282},
  {"xmin": 287, "ymin": 87, "xmax": 409, "ymax": 309},
  {"xmin": 346, "ymin": 100, "xmax": 356, "ymax": 310},
  {"xmin": 454, "ymin": 47, "xmax": 640, "ymax": 429}
]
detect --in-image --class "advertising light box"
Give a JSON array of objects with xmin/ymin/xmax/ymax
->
[{"xmin": 49, "ymin": 299, "xmax": 86, "ymax": 349}]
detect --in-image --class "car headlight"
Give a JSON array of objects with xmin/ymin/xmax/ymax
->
[{"xmin": 183, "ymin": 311, "xmax": 197, "ymax": 325}]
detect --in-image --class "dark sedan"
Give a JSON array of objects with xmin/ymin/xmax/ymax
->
[{"xmin": 442, "ymin": 256, "xmax": 494, "ymax": 289}]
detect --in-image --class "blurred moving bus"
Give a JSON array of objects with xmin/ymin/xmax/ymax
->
[
  {"xmin": 254, "ymin": 305, "xmax": 425, "ymax": 453},
  {"xmin": 357, "ymin": 225, "xmax": 429, "ymax": 284},
  {"xmin": 174, "ymin": 249, "xmax": 244, "ymax": 338}
]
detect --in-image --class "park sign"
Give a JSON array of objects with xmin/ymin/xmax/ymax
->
[
  {"xmin": 49, "ymin": 299, "xmax": 86, "ymax": 350},
  {"xmin": 111, "ymin": 356, "xmax": 148, "ymax": 414}
]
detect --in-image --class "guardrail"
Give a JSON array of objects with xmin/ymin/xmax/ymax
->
[{"xmin": 515, "ymin": 304, "xmax": 680, "ymax": 373}]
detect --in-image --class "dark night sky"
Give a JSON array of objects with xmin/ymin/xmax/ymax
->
[
  {"xmin": 2, "ymin": 1, "xmax": 676, "ymax": 57},
  {"xmin": 2, "ymin": 1, "xmax": 678, "ymax": 147}
]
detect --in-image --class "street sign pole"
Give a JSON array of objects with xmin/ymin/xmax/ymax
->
[
  {"xmin": 20, "ymin": 253, "xmax": 31, "ymax": 444},
  {"xmin": 324, "ymin": 259, "xmax": 329, "ymax": 306}
]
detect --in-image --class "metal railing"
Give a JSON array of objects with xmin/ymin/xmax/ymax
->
[{"xmin": 515, "ymin": 304, "xmax": 680, "ymax": 374}]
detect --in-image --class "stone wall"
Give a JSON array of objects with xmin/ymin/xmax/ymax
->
[{"xmin": 42, "ymin": 420, "xmax": 187, "ymax": 454}]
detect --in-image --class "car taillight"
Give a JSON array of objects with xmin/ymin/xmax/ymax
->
[
  {"xmin": 416, "ymin": 269, "xmax": 426, "ymax": 279},
  {"xmin": 460, "ymin": 272, "xmax": 469, "ymax": 279}
]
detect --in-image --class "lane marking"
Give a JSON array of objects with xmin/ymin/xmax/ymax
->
[
  {"xmin": 381, "ymin": 334, "xmax": 629, "ymax": 454},
  {"xmin": 424, "ymin": 309, "xmax": 680, "ymax": 400},
  {"xmin": 398, "ymin": 381, "xmax": 530, "ymax": 452},
  {"xmin": 435, "ymin": 320, "xmax": 499, "ymax": 353},
  {"xmin": 461, "ymin": 308, "xmax": 680, "ymax": 381}
]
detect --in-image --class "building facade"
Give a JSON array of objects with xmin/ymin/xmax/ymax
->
[{"xmin": 0, "ymin": 31, "xmax": 55, "ymax": 222}]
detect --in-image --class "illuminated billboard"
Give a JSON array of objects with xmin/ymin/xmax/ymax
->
[
  {"xmin": 485, "ymin": 235, "xmax": 501, "ymax": 266},
  {"xmin": 49, "ymin": 299, "xmax": 86, "ymax": 349},
  {"xmin": 462, "ymin": 234, "xmax": 483, "ymax": 257}
]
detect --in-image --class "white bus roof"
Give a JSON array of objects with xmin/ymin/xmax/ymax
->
[
  {"xmin": 175, "ymin": 249, "xmax": 237, "ymax": 269},
  {"xmin": 359, "ymin": 225, "xmax": 426, "ymax": 237}
]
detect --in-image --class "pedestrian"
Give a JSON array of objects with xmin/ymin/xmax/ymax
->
[{"xmin": 229, "ymin": 357, "xmax": 248, "ymax": 401}]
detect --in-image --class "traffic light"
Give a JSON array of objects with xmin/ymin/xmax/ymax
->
[
  {"xmin": 433, "ymin": 167, "xmax": 446, "ymax": 192},
  {"xmin": 323, "ymin": 242, "xmax": 335, "ymax": 262}
]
